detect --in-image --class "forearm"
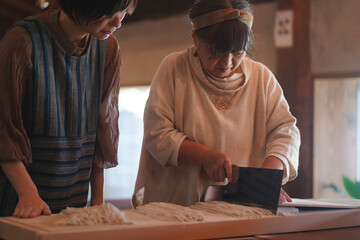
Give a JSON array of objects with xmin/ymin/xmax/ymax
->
[
  {"xmin": 178, "ymin": 138, "xmax": 209, "ymax": 166},
  {"xmin": 0, "ymin": 161, "xmax": 38, "ymax": 198},
  {"xmin": 178, "ymin": 138, "xmax": 232, "ymax": 182},
  {"xmin": 90, "ymin": 163, "xmax": 104, "ymax": 206}
]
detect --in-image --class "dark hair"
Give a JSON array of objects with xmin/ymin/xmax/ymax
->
[
  {"xmin": 188, "ymin": 0, "xmax": 253, "ymax": 57},
  {"xmin": 58, "ymin": 0, "xmax": 138, "ymax": 24}
]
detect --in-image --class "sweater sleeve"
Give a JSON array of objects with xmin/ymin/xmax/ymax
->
[
  {"xmin": 0, "ymin": 27, "xmax": 33, "ymax": 164},
  {"xmin": 93, "ymin": 35, "xmax": 121, "ymax": 169},
  {"xmin": 264, "ymin": 72, "xmax": 300, "ymax": 183},
  {"xmin": 142, "ymin": 54, "xmax": 187, "ymax": 167}
]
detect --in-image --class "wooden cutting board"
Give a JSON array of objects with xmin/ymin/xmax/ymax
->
[{"xmin": 1, "ymin": 208, "xmax": 360, "ymax": 240}]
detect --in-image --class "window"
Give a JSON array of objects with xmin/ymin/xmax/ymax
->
[
  {"xmin": 104, "ymin": 86, "xmax": 150, "ymax": 200},
  {"xmin": 313, "ymin": 78, "xmax": 360, "ymax": 198}
]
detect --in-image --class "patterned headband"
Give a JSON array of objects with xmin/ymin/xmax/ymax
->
[{"xmin": 191, "ymin": 8, "xmax": 253, "ymax": 31}]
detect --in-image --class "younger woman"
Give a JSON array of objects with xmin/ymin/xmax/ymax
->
[{"xmin": 0, "ymin": 0, "xmax": 137, "ymax": 217}]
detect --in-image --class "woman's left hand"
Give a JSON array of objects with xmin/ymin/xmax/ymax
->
[{"xmin": 279, "ymin": 188, "xmax": 292, "ymax": 203}]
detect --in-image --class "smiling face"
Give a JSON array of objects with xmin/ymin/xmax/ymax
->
[
  {"xmin": 81, "ymin": 11, "xmax": 127, "ymax": 40},
  {"xmin": 193, "ymin": 34, "xmax": 246, "ymax": 78}
]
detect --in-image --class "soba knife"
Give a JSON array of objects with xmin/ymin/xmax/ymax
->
[{"xmin": 201, "ymin": 166, "xmax": 283, "ymax": 214}]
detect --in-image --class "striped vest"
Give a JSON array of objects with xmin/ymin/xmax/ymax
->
[{"xmin": 0, "ymin": 17, "xmax": 107, "ymax": 215}]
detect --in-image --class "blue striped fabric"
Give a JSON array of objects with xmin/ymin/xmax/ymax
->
[{"xmin": 0, "ymin": 18, "xmax": 107, "ymax": 215}]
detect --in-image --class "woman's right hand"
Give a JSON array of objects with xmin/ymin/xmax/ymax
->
[
  {"xmin": 178, "ymin": 139, "xmax": 232, "ymax": 182},
  {"xmin": 14, "ymin": 192, "xmax": 51, "ymax": 218},
  {"xmin": 201, "ymin": 149, "xmax": 232, "ymax": 182}
]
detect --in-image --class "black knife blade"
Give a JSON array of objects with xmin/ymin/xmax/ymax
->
[{"xmin": 201, "ymin": 166, "xmax": 283, "ymax": 214}]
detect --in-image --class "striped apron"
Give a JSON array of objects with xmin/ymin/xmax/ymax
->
[{"xmin": 0, "ymin": 17, "xmax": 107, "ymax": 215}]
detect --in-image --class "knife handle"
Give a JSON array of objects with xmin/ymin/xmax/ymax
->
[{"xmin": 231, "ymin": 164, "xmax": 239, "ymax": 183}]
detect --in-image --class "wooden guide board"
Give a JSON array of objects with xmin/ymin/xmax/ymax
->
[{"xmin": 1, "ymin": 208, "xmax": 360, "ymax": 240}]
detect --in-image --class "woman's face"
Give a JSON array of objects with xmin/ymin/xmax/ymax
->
[
  {"xmin": 194, "ymin": 38, "xmax": 246, "ymax": 78},
  {"xmin": 82, "ymin": 11, "xmax": 127, "ymax": 40}
]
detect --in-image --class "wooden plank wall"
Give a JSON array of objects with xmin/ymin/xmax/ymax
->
[{"xmin": 276, "ymin": 0, "xmax": 313, "ymax": 198}]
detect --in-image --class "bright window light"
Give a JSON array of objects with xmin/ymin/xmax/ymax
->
[{"xmin": 104, "ymin": 86, "xmax": 150, "ymax": 200}]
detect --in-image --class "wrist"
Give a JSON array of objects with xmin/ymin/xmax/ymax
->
[
  {"xmin": 179, "ymin": 139, "xmax": 210, "ymax": 166},
  {"xmin": 17, "ymin": 186, "xmax": 39, "ymax": 199},
  {"xmin": 90, "ymin": 196, "xmax": 104, "ymax": 206},
  {"xmin": 199, "ymin": 148, "xmax": 213, "ymax": 167}
]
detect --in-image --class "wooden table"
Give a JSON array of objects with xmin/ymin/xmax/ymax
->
[{"xmin": 0, "ymin": 208, "xmax": 359, "ymax": 240}]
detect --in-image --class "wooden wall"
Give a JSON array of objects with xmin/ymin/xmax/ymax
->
[
  {"xmin": 311, "ymin": 0, "xmax": 360, "ymax": 198},
  {"xmin": 311, "ymin": 0, "xmax": 360, "ymax": 75},
  {"xmin": 276, "ymin": 0, "xmax": 313, "ymax": 198},
  {"xmin": 283, "ymin": 0, "xmax": 360, "ymax": 198}
]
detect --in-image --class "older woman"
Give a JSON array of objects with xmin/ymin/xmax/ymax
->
[{"xmin": 133, "ymin": 0, "xmax": 300, "ymax": 207}]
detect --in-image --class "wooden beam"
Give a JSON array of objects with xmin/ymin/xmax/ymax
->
[
  {"xmin": 125, "ymin": 0, "xmax": 193, "ymax": 22},
  {"xmin": 0, "ymin": 8, "xmax": 22, "ymax": 20},
  {"xmin": 250, "ymin": 0, "xmax": 276, "ymax": 3},
  {"xmin": 313, "ymin": 71, "xmax": 360, "ymax": 80},
  {"xmin": 276, "ymin": 0, "xmax": 313, "ymax": 198},
  {"xmin": 125, "ymin": 0, "xmax": 277, "ymax": 23},
  {"xmin": 0, "ymin": 0, "xmax": 41, "ymax": 15}
]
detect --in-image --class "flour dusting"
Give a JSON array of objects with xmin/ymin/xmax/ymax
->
[
  {"xmin": 191, "ymin": 201, "xmax": 275, "ymax": 218},
  {"xmin": 55, "ymin": 203, "xmax": 133, "ymax": 226},
  {"xmin": 135, "ymin": 202, "xmax": 204, "ymax": 222}
]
